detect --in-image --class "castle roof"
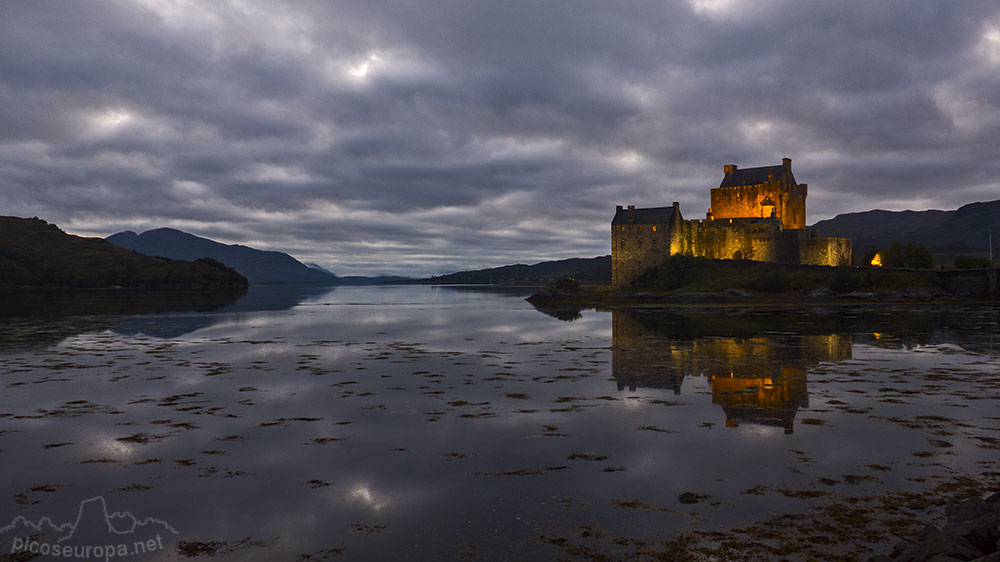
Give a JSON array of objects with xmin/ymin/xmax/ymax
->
[
  {"xmin": 612, "ymin": 205, "xmax": 680, "ymax": 225},
  {"xmin": 719, "ymin": 164, "xmax": 797, "ymax": 188}
]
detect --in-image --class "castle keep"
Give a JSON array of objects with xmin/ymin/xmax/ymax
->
[{"xmin": 612, "ymin": 158, "xmax": 851, "ymax": 287}]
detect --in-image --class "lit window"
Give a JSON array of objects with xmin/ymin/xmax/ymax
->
[{"xmin": 652, "ymin": 225, "xmax": 657, "ymax": 232}]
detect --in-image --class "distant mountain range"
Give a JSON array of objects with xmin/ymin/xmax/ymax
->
[
  {"xmin": 305, "ymin": 262, "xmax": 336, "ymax": 276},
  {"xmin": 403, "ymin": 256, "xmax": 611, "ymax": 285},
  {"xmin": 304, "ymin": 262, "xmax": 408, "ymax": 285},
  {"xmin": 811, "ymin": 199, "xmax": 999, "ymax": 265},
  {"xmin": 338, "ymin": 274, "xmax": 412, "ymax": 285},
  {"xmin": 108, "ymin": 228, "xmax": 338, "ymax": 285},
  {"xmin": 105, "ymin": 226, "xmax": 609, "ymax": 286},
  {"xmin": 0, "ymin": 217, "xmax": 247, "ymax": 289}
]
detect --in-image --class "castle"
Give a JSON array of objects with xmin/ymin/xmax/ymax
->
[{"xmin": 611, "ymin": 158, "xmax": 851, "ymax": 287}]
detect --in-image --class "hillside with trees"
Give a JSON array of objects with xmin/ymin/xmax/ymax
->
[{"xmin": 0, "ymin": 217, "xmax": 248, "ymax": 289}]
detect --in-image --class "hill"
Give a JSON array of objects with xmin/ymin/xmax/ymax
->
[
  {"xmin": 305, "ymin": 262, "xmax": 336, "ymax": 276},
  {"xmin": 337, "ymin": 275, "xmax": 412, "ymax": 285},
  {"xmin": 0, "ymin": 217, "xmax": 247, "ymax": 289},
  {"xmin": 107, "ymin": 228, "xmax": 337, "ymax": 285},
  {"xmin": 811, "ymin": 200, "xmax": 999, "ymax": 265},
  {"xmin": 305, "ymin": 262, "xmax": 406, "ymax": 285},
  {"xmin": 403, "ymin": 256, "xmax": 611, "ymax": 285}
]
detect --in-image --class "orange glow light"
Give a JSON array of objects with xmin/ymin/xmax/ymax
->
[{"xmin": 870, "ymin": 253, "xmax": 882, "ymax": 267}]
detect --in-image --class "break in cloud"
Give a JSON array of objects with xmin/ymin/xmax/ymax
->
[{"xmin": 1, "ymin": 0, "xmax": 998, "ymax": 276}]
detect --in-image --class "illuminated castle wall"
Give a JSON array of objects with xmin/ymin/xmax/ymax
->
[{"xmin": 611, "ymin": 158, "xmax": 852, "ymax": 287}]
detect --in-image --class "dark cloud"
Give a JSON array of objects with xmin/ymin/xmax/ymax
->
[{"xmin": 1, "ymin": 0, "xmax": 998, "ymax": 275}]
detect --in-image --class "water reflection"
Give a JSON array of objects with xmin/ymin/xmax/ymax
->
[
  {"xmin": 0, "ymin": 288, "xmax": 997, "ymax": 561},
  {"xmin": 611, "ymin": 308, "xmax": 853, "ymax": 433},
  {"xmin": 711, "ymin": 365, "xmax": 807, "ymax": 433},
  {"xmin": 0, "ymin": 287, "xmax": 246, "ymax": 318},
  {"xmin": 528, "ymin": 303, "xmax": 584, "ymax": 322},
  {"xmin": 111, "ymin": 285, "xmax": 334, "ymax": 338},
  {"xmin": 0, "ymin": 285, "xmax": 333, "ymax": 348}
]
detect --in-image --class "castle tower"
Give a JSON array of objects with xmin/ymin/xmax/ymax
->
[{"xmin": 710, "ymin": 157, "xmax": 806, "ymax": 230}]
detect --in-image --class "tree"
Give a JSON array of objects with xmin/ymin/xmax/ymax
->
[
  {"xmin": 553, "ymin": 277, "xmax": 581, "ymax": 293},
  {"xmin": 881, "ymin": 242, "xmax": 933, "ymax": 269}
]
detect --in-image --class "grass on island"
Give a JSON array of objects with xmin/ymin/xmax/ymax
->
[{"xmin": 627, "ymin": 255, "xmax": 938, "ymax": 295}]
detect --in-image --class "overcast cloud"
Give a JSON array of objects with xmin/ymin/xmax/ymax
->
[{"xmin": 1, "ymin": 0, "xmax": 998, "ymax": 276}]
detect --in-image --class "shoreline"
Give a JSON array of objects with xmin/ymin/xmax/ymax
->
[
  {"xmin": 527, "ymin": 263, "xmax": 1000, "ymax": 305},
  {"xmin": 526, "ymin": 287, "xmax": 1000, "ymax": 307}
]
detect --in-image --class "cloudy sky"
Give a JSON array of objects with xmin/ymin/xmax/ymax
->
[{"xmin": 2, "ymin": 1, "xmax": 998, "ymax": 276}]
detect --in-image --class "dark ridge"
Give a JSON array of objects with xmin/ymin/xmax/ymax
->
[
  {"xmin": 401, "ymin": 256, "xmax": 611, "ymax": 285},
  {"xmin": 0, "ymin": 216, "xmax": 247, "ymax": 290},
  {"xmin": 107, "ymin": 227, "xmax": 338, "ymax": 285}
]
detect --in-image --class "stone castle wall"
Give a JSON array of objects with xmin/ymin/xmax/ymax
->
[
  {"xmin": 710, "ymin": 182, "xmax": 807, "ymax": 229},
  {"xmin": 799, "ymin": 235, "xmax": 852, "ymax": 267},
  {"xmin": 612, "ymin": 217, "xmax": 853, "ymax": 287},
  {"xmin": 673, "ymin": 218, "xmax": 789, "ymax": 263},
  {"xmin": 611, "ymin": 222, "xmax": 671, "ymax": 287},
  {"xmin": 939, "ymin": 268, "xmax": 1000, "ymax": 299}
]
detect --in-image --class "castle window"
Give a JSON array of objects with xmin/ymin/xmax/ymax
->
[
  {"xmin": 652, "ymin": 225, "xmax": 657, "ymax": 232},
  {"xmin": 620, "ymin": 226, "xmax": 625, "ymax": 233},
  {"xmin": 652, "ymin": 239, "xmax": 657, "ymax": 246},
  {"xmin": 638, "ymin": 239, "xmax": 642, "ymax": 247}
]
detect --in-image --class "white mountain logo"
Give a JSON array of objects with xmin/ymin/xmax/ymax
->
[{"xmin": 2, "ymin": 496, "xmax": 179, "ymax": 559}]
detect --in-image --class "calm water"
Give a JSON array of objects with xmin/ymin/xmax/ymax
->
[{"xmin": 1, "ymin": 286, "xmax": 998, "ymax": 561}]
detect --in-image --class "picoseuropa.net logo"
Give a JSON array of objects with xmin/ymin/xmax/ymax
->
[{"xmin": 1, "ymin": 496, "xmax": 179, "ymax": 561}]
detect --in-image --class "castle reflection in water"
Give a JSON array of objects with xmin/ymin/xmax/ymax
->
[{"xmin": 611, "ymin": 308, "xmax": 853, "ymax": 434}]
